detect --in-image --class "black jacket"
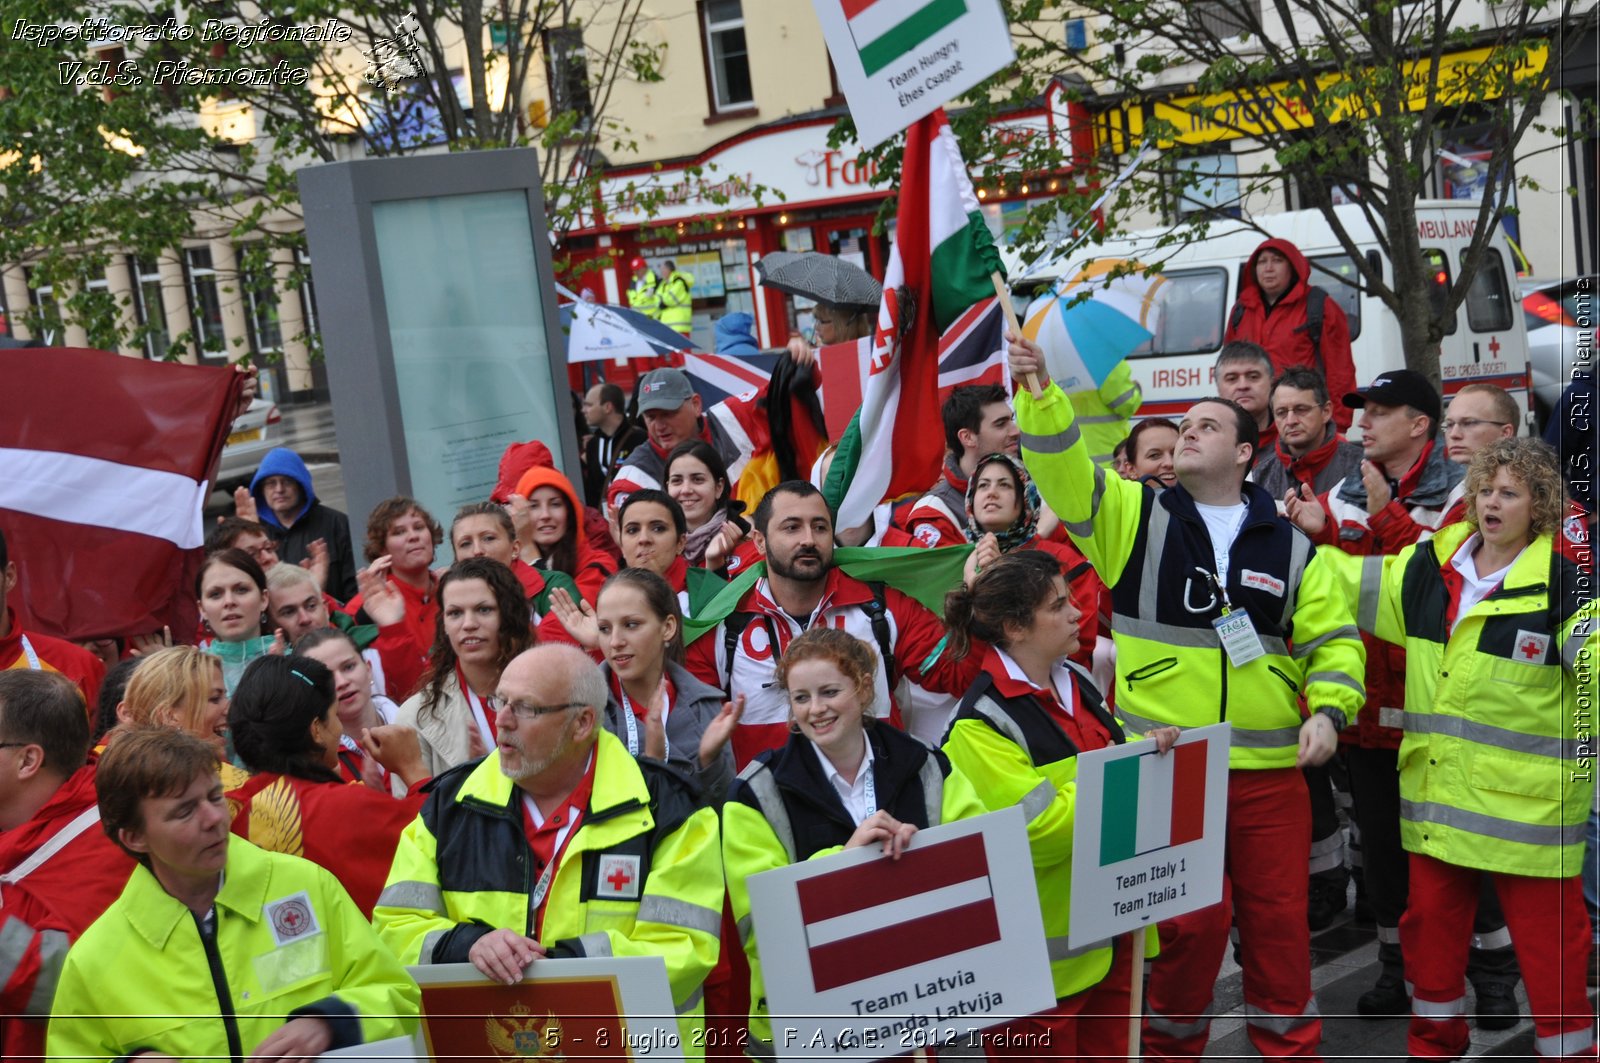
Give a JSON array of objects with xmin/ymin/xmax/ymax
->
[{"xmin": 582, "ymin": 420, "xmax": 649, "ymax": 507}]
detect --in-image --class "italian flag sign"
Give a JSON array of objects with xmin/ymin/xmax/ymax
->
[
  {"xmin": 1099, "ymin": 740, "xmax": 1209, "ymax": 864},
  {"xmin": 823, "ymin": 108, "xmax": 1002, "ymax": 532}
]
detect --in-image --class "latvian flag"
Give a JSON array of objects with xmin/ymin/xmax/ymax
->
[
  {"xmin": 844, "ymin": 0, "xmax": 968, "ymax": 76},
  {"xmin": 797, "ymin": 833, "xmax": 1001, "ymax": 992},
  {"xmin": 0, "ymin": 349, "xmax": 243, "ymax": 643},
  {"xmin": 1099, "ymin": 740, "xmax": 1209, "ymax": 865}
]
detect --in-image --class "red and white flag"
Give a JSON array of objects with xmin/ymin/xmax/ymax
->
[
  {"xmin": 796, "ymin": 832, "xmax": 1001, "ymax": 992},
  {"xmin": 0, "ymin": 349, "xmax": 243, "ymax": 642}
]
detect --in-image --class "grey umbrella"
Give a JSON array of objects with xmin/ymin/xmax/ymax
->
[{"xmin": 754, "ymin": 251, "xmax": 882, "ymax": 309}]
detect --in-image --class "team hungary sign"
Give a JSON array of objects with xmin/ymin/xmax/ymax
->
[{"xmin": 812, "ymin": 0, "xmax": 1016, "ymax": 147}]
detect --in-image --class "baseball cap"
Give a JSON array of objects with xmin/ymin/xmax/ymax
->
[
  {"xmin": 637, "ymin": 369, "xmax": 696, "ymax": 413},
  {"xmin": 1342, "ymin": 369, "xmax": 1441, "ymax": 422}
]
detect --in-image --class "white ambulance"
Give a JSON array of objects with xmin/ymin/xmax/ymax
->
[{"xmin": 1013, "ymin": 201, "xmax": 1533, "ymax": 427}]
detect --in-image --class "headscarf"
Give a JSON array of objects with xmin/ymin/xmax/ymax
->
[{"xmin": 964, "ymin": 452, "xmax": 1041, "ymax": 552}]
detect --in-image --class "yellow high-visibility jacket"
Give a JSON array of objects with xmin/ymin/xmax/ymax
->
[
  {"xmin": 1332, "ymin": 522, "xmax": 1597, "ymax": 877},
  {"xmin": 628, "ymin": 271, "xmax": 661, "ymax": 319},
  {"xmin": 1017, "ymin": 382, "xmax": 1365, "ymax": 768},
  {"xmin": 1069, "ymin": 360, "xmax": 1143, "ymax": 467},
  {"xmin": 659, "ymin": 270, "xmax": 695, "ymax": 336},
  {"xmin": 374, "ymin": 730, "xmax": 723, "ymax": 1058},
  {"xmin": 47, "ymin": 837, "xmax": 418, "ymax": 1060}
]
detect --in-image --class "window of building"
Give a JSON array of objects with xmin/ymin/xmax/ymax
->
[
  {"xmin": 543, "ymin": 26, "xmax": 593, "ymax": 124},
  {"xmin": 184, "ymin": 247, "xmax": 225, "ymax": 355},
  {"xmin": 80, "ymin": 269, "xmax": 119, "ymax": 350},
  {"xmin": 702, "ymin": 0, "xmax": 753, "ymax": 113},
  {"xmin": 297, "ymin": 249, "xmax": 320, "ymax": 343},
  {"xmin": 0, "ymin": 279, "xmax": 10, "ymax": 338},
  {"xmin": 1187, "ymin": 0, "xmax": 1261, "ymax": 38},
  {"xmin": 131, "ymin": 257, "xmax": 170, "ymax": 360},
  {"xmin": 239, "ymin": 250, "xmax": 282, "ymax": 355},
  {"xmin": 26, "ymin": 271, "xmax": 62, "ymax": 345},
  {"xmin": 1173, "ymin": 153, "xmax": 1242, "ymax": 220}
]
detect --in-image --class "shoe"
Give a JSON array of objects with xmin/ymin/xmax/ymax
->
[
  {"xmin": 1357, "ymin": 975, "xmax": 1410, "ymax": 1017},
  {"xmin": 1307, "ymin": 878, "xmax": 1349, "ymax": 931},
  {"xmin": 1471, "ymin": 981, "xmax": 1519, "ymax": 1030}
]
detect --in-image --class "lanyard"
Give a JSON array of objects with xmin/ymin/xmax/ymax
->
[
  {"xmin": 457, "ymin": 666, "xmax": 496, "ymax": 748},
  {"xmin": 522, "ymin": 796, "xmax": 579, "ymax": 925},
  {"xmin": 618, "ymin": 682, "xmax": 670, "ymax": 761},
  {"xmin": 861, "ymin": 764, "xmax": 877, "ymax": 819},
  {"xmin": 18, "ymin": 635, "xmax": 40, "ymax": 671}
]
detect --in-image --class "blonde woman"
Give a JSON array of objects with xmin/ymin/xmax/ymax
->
[{"xmin": 114, "ymin": 645, "xmax": 248, "ymax": 788}]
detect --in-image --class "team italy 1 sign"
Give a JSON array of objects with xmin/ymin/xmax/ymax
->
[{"xmin": 812, "ymin": 0, "xmax": 1016, "ymax": 148}]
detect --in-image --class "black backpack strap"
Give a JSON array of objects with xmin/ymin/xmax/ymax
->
[
  {"xmin": 1303, "ymin": 286, "xmax": 1327, "ymax": 370},
  {"xmin": 860, "ymin": 581, "xmax": 897, "ymax": 677},
  {"xmin": 1228, "ymin": 301, "xmax": 1246, "ymax": 333},
  {"xmin": 721, "ymin": 611, "xmax": 758, "ymax": 698}
]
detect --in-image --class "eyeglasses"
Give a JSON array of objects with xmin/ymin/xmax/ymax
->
[
  {"xmin": 1441, "ymin": 418, "xmax": 1510, "ymax": 432},
  {"xmin": 486, "ymin": 697, "xmax": 584, "ymax": 720},
  {"xmin": 1271, "ymin": 404, "xmax": 1323, "ymax": 420}
]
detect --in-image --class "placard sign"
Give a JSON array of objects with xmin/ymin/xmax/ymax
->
[
  {"xmin": 407, "ymin": 956, "xmax": 684, "ymax": 1061},
  {"xmin": 812, "ymin": 0, "xmax": 1017, "ymax": 148},
  {"xmin": 748, "ymin": 807, "xmax": 1053, "ymax": 1060},
  {"xmin": 1069, "ymin": 723, "xmax": 1230, "ymax": 944}
]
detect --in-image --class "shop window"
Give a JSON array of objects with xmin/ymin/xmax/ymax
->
[
  {"xmin": 1422, "ymin": 249, "xmax": 1458, "ymax": 336},
  {"xmin": 131, "ymin": 256, "xmax": 170, "ymax": 360},
  {"xmin": 184, "ymin": 247, "xmax": 226, "ymax": 355},
  {"xmin": 702, "ymin": 0, "xmax": 753, "ymax": 112},
  {"xmin": 1130, "ymin": 268, "xmax": 1229, "ymax": 357},
  {"xmin": 1459, "ymin": 248, "xmax": 1513, "ymax": 333},
  {"xmin": 543, "ymin": 26, "xmax": 593, "ymax": 125},
  {"xmin": 1172, "ymin": 153, "xmax": 1242, "ymax": 220},
  {"xmin": 1308, "ymin": 253, "xmax": 1363, "ymax": 340}
]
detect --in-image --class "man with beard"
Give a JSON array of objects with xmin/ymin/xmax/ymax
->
[
  {"xmin": 374, "ymin": 643, "xmax": 723, "ymax": 1058},
  {"xmin": 685, "ymin": 481, "xmax": 985, "ymax": 766}
]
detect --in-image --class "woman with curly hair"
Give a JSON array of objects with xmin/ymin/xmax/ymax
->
[
  {"xmin": 1345, "ymin": 437, "xmax": 1598, "ymax": 1060},
  {"xmin": 395, "ymin": 558, "xmax": 533, "ymax": 776},
  {"xmin": 342, "ymin": 496, "xmax": 445, "ymax": 701}
]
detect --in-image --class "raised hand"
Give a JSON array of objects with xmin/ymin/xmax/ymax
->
[
  {"xmin": 356, "ymin": 557, "xmax": 406, "ymax": 627},
  {"xmin": 232, "ymin": 485, "xmax": 259, "ymax": 522},
  {"xmin": 699, "ymin": 694, "xmax": 744, "ymax": 768},
  {"xmin": 1283, "ymin": 483, "xmax": 1327, "ymax": 536},
  {"xmin": 548, "ymin": 588, "xmax": 600, "ymax": 649}
]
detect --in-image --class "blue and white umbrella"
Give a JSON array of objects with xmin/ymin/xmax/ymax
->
[
  {"xmin": 561, "ymin": 300, "xmax": 694, "ymax": 362},
  {"xmin": 1022, "ymin": 259, "xmax": 1165, "ymax": 392}
]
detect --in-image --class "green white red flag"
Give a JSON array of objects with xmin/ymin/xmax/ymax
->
[{"xmin": 824, "ymin": 108, "xmax": 1003, "ymax": 531}]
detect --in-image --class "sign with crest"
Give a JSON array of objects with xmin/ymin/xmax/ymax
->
[{"xmin": 406, "ymin": 957, "xmax": 683, "ymax": 1061}]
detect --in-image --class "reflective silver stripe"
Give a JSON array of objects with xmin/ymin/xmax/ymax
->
[
  {"xmin": 1244, "ymin": 999, "xmax": 1320, "ymax": 1034},
  {"xmin": 1106, "ymin": 386, "xmax": 1141, "ymax": 411},
  {"xmin": 1063, "ymin": 462, "xmax": 1108, "ymax": 539},
  {"xmin": 1230, "ymin": 724, "xmax": 1304, "ymax": 748},
  {"xmin": 1561, "ymin": 617, "xmax": 1594, "ymax": 672},
  {"xmin": 1292, "ymin": 625, "xmax": 1361, "ymax": 659},
  {"xmin": 1308, "ymin": 670, "xmax": 1364, "ymax": 696},
  {"xmin": 375, "ymin": 880, "xmax": 446, "ymax": 914},
  {"xmin": 1146, "ymin": 1009, "xmax": 1213, "ymax": 1038},
  {"xmin": 1113, "ymin": 613, "xmax": 1288, "ymax": 657},
  {"xmin": 968, "ymin": 695, "xmax": 1034, "ymax": 761},
  {"xmin": 1281, "ymin": 530, "xmax": 1311, "ymax": 628},
  {"xmin": 1077, "ymin": 413, "xmax": 1123, "ymax": 425},
  {"xmin": 421, "ymin": 928, "xmax": 449, "ymax": 964},
  {"xmin": 1378, "ymin": 707, "xmax": 1405, "ymax": 729},
  {"xmin": 1412, "ymin": 995, "xmax": 1467, "ymax": 1018},
  {"xmin": 918, "ymin": 753, "xmax": 947, "ymax": 828},
  {"xmin": 738, "ymin": 762, "xmax": 797, "ymax": 863},
  {"xmin": 23, "ymin": 929, "xmax": 71, "ymax": 1015},
  {"xmin": 1116, "ymin": 708, "xmax": 1176, "ymax": 737},
  {"xmin": 0, "ymin": 918, "xmax": 33, "ymax": 988},
  {"xmin": 736, "ymin": 914, "xmax": 753, "ymax": 947},
  {"xmin": 676, "ymin": 983, "xmax": 704, "ymax": 1014},
  {"xmin": 637, "ymin": 896, "xmax": 722, "ymax": 937},
  {"xmin": 1400, "ymin": 800, "xmax": 1586, "ymax": 847},
  {"xmin": 1471, "ymin": 926, "xmax": 1513, "ymax": 951},
  {"xmin": 574, "ymin": 932, "xmax": 613, "ymax": 957},
  {"xmin": 1402, "ymin": 712, "xmax": 1587, "ymax": 760},
  {"xmin": 1308, "ymin": 831, "xmax": 1344, "ymax": 873},
  {"xmin": 1358, "ymin": 557, "xmax": 1384, "ymax": 634},
  {"xmin": 1138, "ymin": 503, "xmax": 1173, "ymax": 621},
  {"xmin": 1021, "ymin": 422, "xmax": 1080, "ymax": 455},
  {"xmin": 1047, "ymin": 934, "xmax": 1108, "ymax": 961},
  {"xmin": 1536, "ymin": 1027, "xmax": 1596, "ymax": 1056},
  {"xmin": 1020, "ymin": 778, "xmax": 1057, "ymax": 823},
  {"xmin": 1376, "ymin": 924, "xmax": 1401, "ymax": 944}
]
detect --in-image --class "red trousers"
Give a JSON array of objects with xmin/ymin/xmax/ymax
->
[
  {"xmin": 1403, "ymin": 853, "xmax": 1596, "ymax": 1060},
  {"xmin": 1143, "ymin": 768, "xmax": 1322, "ymax": 1060}
]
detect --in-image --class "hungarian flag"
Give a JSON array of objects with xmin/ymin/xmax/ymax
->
[
  {"xmin": 845, "ymin": 0, "xmax": 969, "ymax": 76},
  {"xmin": 0, "ymin": 348, "xmax": 244, "ymax": 643},
  {"xmin": 1099, "ymin": 740, "xmax": 1210, "ymax": 865},
  {"xmin": 797, "ymin": 832, "xmax": 1000, "ymax": 992},
  {"xmin": 824, "ymin": 109, "xmax": 1003, "ymax": 531}
]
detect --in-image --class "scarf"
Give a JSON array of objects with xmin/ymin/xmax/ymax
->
[
  {"xmin": 683, "ymin": 508, "xmax": 731, "ymax": 566},
  {"xmin": 964, "ymin": 453, "xmax": 1041, "ymax": 552}
]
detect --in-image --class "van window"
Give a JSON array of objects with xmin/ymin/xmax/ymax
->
[
  {"xmin": 1308, "ymin": 254, "xmax": 1362, "ymax": 340},
  {"xmin": 1423, "ymin": 250, "xmax": 1458, "ymax": 336},
  {"xmin": 1460, "ymin": 248, "xmax": 1513, "ymax": 333},
  {"xmin": 1134, "ymin": 268, "xmax": 1228, "ymax": 357}
]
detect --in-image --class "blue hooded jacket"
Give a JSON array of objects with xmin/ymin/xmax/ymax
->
[
  {"xmin": 247, "ymin": 447, "xmax": 359, "ymax": 602},
  {"xmin": 250, "ymin": 447, "xmax": 316, "ymax": 529},
  {"xmin": 714, "ymin": 312, "xmax": 761, "ymax": 356}
]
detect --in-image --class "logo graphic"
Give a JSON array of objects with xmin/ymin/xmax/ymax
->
[
  {"xmin": 1514, "ymin": 630, "xmax": 1551, "ymax": 663},
  {"xmin": 596, "ymin": 853, "xmax": 642, "ymax": 900},
  {"xmin": 485, "ymin": 1003, "xmax": 566, "ymax": 1061},
  {"xmin": 362, "ymin": 13, "xmax": 426, "ymax": 94},
  {"xmin": 843, "ymin": 0, "xmax": 969, "ymax": 77},
  {"xmin": 265, "ymin": 891, "xmax": 320, "ymax": 945}
]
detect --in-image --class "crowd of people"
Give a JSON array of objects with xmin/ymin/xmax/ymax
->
[{"xmin": 0, "ymin": 236, "xmax": 1594, "ymax": 1062}]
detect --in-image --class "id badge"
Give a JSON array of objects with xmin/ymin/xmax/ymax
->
[{"xmin": 1213, "ymin": 609, "xmax": 1266, "ymax": 667}]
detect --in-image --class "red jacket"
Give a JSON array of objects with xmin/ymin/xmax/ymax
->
[
  {"xmin": 1225, "ymin": 239, "xmax": 1357, "ymax": 430},
  {"xmin": 228, "ymin": 771, "xmax": 425, "ymax": 916},
  {"xmin": 0, "ymin": 613, "xmax": 104, "ymax": 708},
  {"xmin": 0, "ymin": 762, "xmax": 134, "ymax": 1059},
  {"xmin": 684, "ymin": 567, "xmax": 986, "ymax": 767}
]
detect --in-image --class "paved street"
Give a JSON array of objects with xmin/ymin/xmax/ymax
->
[{"xmin": 205, "ymin": 398, "xmax": 346, "ymax": 520}]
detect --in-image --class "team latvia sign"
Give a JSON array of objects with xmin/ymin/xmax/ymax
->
[
  {"xmin": 1069, "ymin": 723, "xmax": 1231, "ymax": 945},
  {"xmin": 748, "ymin": 808, "xmax": 1053, "ymax": 1060},
  {"xmin": 812, "ymin": 0, "xmax": 1016, "ymax": 148}
]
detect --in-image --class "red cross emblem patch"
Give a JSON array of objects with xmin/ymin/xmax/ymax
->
[
  {"xmin": 596, "ymin": 853, "xmax": 641, "ymax": 900},
  {"xmin": 1513, "ymin": 630, "xmax": 1550, "ymax": 663},
  {"xmin": 265, "ymin": 892, "xmax": 320, "ymax": 945}
]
